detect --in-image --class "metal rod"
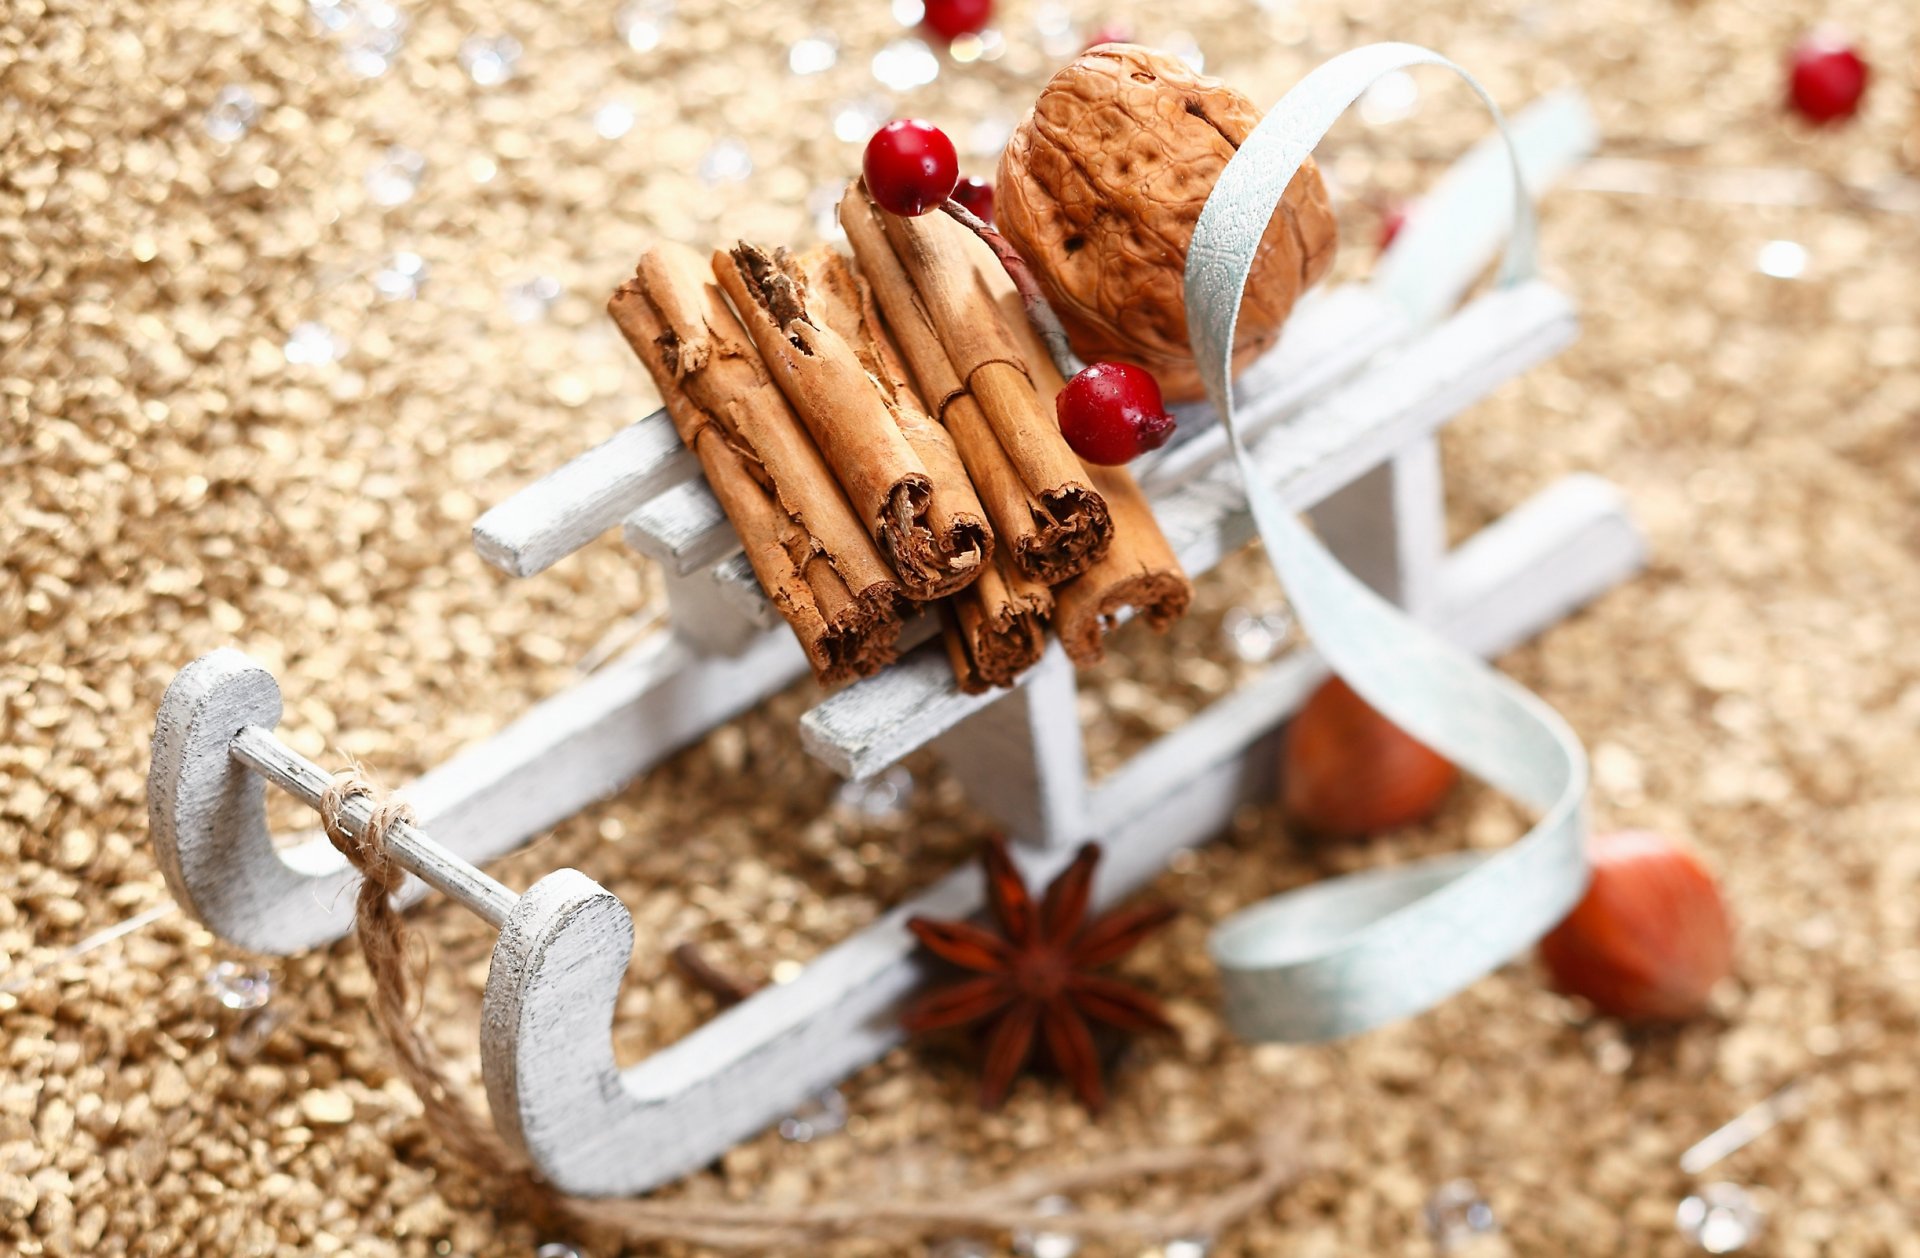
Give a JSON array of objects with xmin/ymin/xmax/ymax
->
[
  {"xmin": 1679, "ymin": 1082, "xmax": 1808, "ymax": 1175},
  {"xmin": 229, "ymin": 725, "xmax": 521, "ymax": 929}
]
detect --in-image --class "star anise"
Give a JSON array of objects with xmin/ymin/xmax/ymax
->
[{"xmin": 901, "ymin": 836, "xmax": 1176, "ymax": 1112}]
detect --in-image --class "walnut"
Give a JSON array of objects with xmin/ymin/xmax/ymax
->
[{"xmin": 996, "ymin": 44, "xmax": 1338, "ymax": 402}]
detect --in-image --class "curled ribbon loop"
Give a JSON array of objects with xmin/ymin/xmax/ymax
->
[{"xmin": 1191, "ymin": 44, "xmax": 1591, "ymax": 1041}]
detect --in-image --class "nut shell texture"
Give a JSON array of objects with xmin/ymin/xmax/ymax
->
[{"xmin": 996, "ymin": 44, "xmax": 1338, "ymax": 401}]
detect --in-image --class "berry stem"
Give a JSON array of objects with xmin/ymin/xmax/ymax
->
[{"xmin": 940, "ymin": 196, "xmax": 1080, "ymax": 382}]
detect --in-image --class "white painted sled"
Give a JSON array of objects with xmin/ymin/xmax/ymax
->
[{"xmin": 147, "ymin": 92, "xmax": 1643, "ymax": 1195}]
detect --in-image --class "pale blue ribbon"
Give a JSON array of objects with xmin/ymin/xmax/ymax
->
[{"xmin": 1191, "ymin": 44, "xmax": 1591, "ymax": 1041}]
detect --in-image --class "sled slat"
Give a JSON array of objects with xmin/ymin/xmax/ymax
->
[
  {"xmin": 473, "ymin": 411, "xmax": 695, "ymax": 578},
  {"xmin": 623, "ymin": 480, "xmax": 733, "ymax": 575}
]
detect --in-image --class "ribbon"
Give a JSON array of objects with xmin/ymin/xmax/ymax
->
[{"xmin": 1192, "ymin": 44, "xmax": 1591, "ymax": 1042}]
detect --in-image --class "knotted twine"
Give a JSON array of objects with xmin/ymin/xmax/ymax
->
[
  {"xmin": 316, "ymin": 768, "xmax": 1310, "ymax": 1251},
  {"xmin": 319, "ymin": 769, "xmax": 520, "ymax": 1178}
]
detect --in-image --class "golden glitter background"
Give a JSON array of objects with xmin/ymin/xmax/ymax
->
[{"xmin": 5, "ymin": 0, "xmax": 1920, "ymax": 1253}]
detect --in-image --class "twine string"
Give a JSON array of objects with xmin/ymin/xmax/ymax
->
[
  {"xmin": 318, "ymin": 768, "xmax": 530, "ymax": 1179},
  {"xmin": 316, "ymin": 768, "xmax": 1309, "ymax": 1250}
]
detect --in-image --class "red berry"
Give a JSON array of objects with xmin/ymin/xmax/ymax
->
[
  {"xmin": 922, "ymin": 0, "xmax": 993, "ymax": 43},
  {"xmin": 1378, "ymin": 204, "xmax": 1409, "ymax": 251},
  {"xmin": 1056, "ymin": 361, "xmax": 1176, "ymax": 465},
  {"xmin": 951, "ymin": 176, "xmax": 994, "ymax": 223},
  {"xmin": 863, "ymin": 120, "xmax": 960, "ymax": 217},
  {"xmin": 1787, "ymin": 29, "xmax": 1868, "ymax": 124},
  {"xmin": 1083, "ymin": 22, "xmax": 1132, "ymax": 51}
]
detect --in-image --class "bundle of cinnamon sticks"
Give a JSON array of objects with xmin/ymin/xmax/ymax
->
[{"xmin": 607, "ymin": 179, "xmax": 1192, "ymax": 693}]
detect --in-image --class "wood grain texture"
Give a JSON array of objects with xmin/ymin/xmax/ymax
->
[
  {"xmin": 1138, "ymin": 284, "xmax": 1407, "ymax": 494},
  {"xmin": 1154, "ymin": 281, "xmax": 1576, "ymax": 578},
  {"xmin": 710, "ymin": 551, "xmax": 789, "ymax": 629},
  {"xmin": 622, "ymin": 479, "xmax": 732, "ymax": 575},
  {"xmin": 481, "ymin": 469, "xmax": 1641, "ymax": 1196},
  {"xmin": 150, "ymin": 628, "xmax": 810, "ymax": 953},
  {"xmin": 471, "ymin": 410, "xmax": 696, "ymax": 578},
  {"xmin": 930, "ymin": 645, "xmax": 1090, "ymax": 848},
  {"xmin": 1308, "ymin": 436, "xmax": 1447, "ymax": 616},
  {"xmin": 148, "ymin": 649, "xmax": 328, "ymax": 952},
  {"xmin": 659, "ymin": 568, "xmax": 765, "ymax": 658}
]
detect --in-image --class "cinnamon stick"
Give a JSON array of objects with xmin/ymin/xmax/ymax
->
[
  {"xmin": 1051, "ymin": 462, "xmax": 1193, "ymax": 664},
  {"xmin": 804, "ymin": 244, "xmax": 1048, "ymax": 689},
  {"xmin": 608, "ymin": 243, "xmax": 903, "ymax": 685},
  {"xmin": 795, "ymin": 243, "xmax": 994, "ymax": 596},
  {"xmin": 942, "ymin": 553, "xmax": 1053, "ymax": 692},
  {"xmin": 713, "ymin": 242, "xmax": 988, "ymax": 601},
  {"xmin": 991, "ymin": 280, "xmax": 1193, "ymax": 665},
  {"xmin": 839, "ymin": 180, "xmax": 1111, "ymax": 586}
]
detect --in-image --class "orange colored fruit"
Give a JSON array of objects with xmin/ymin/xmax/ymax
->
[
  {"xmin": 1539, "ymin": 830, "xmax": 1734, "ymax": 1021},
  {"xmin": 1281, "ymin": 677, "xmax": 1458, "ymax": 837}
]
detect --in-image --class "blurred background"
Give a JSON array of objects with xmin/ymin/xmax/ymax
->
[{"xmin": 4, "ymin": 0, "xmax": 1918, "ymax": 1254}]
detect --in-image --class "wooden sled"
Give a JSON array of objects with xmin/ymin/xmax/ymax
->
[{"xmin": 146, "ymin": 91, "xmax": 1643, "ymax": 1195}]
